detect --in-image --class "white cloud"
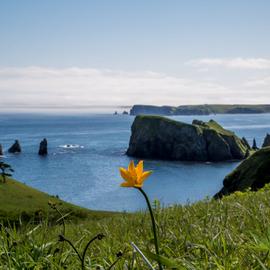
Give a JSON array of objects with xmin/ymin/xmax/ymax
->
[
  {"xmin": 245, "ymin": 76, "xmax": 270, "ymax": 87},
  {"xmin": 0, "ymin": 66, "xmax": 269, "ymax": 113},
  {"xmin": 188, "ymin": 58, "xmax": 270, "ymax": 70}
]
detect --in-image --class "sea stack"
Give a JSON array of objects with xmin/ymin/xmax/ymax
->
[
  {"xmin": 0, "ymin": 144, "xmax": 3, "ymax": 156},
  {"xmin": 127, "ymin": 115, "xmax": 248, "ymax": 162},
  {"xmin": 262, "ymin": 134, "xmax": 270, "ymax": 148},
  {"xmin": 252, "ymin": 138, "xmax": 259, "ymax": 150},
  {"xmin": 8, "ymin": 140, "xmax": 21, "ymax": 153},
  {"xmin": 241, "ymin": 137, "xmax": 251, "ymax": 150},
  {"xmin": 38, "ymin": 138, "xmax": 48, "ymax": 156}
]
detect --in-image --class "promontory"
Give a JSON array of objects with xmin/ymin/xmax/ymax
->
[
  {"xmin": 130, "ymin": 104, "xmax": 270, "ymax": 116},
  {"xmin": 214, "ymin": 147, "xmax": 270, "ymax": 198}
]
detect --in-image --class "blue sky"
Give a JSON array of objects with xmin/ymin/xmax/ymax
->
[{"xmin": 0, "ymin": 0, "xmax": 270, "ymax": 111}]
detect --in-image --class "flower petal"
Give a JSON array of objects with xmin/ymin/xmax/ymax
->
[
  {"xmin": 128, "ymin": 160, "xmax": 137, "ymax": 180},
  {"xmin": 120, "ymin": 181, "xmax": 134, "ymax": 187},
  {"xmin": 119, "ymin": 167, "xmax": 132, "ymax": 182},
  {"xmin": 136, "ymin": 160, "xmax": 144, "ymax": 178},
  {"xmin": 140, "ymin": 170, "xmax": 152, "ymax": 183}
]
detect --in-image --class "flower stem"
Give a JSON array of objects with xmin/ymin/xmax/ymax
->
[{"xmin": 137, "ymin": 187, "xmax": 163, "ymax": 270}]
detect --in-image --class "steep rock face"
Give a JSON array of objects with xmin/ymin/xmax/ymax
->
[
  {"xmin": 0, "ymin": 144, "xmax": 3, "ymax": 156},
  {"xmin": 192, "ymin": 119, "xmax": 247, "ymax": 161},
  {"xmin": 262, "ymin": 134, "xmax": 270, "ymax": 147},
  {"xmin": 8, "ymin": 140, "xmax": 21, "ymax": 153},
  {"xmin": 241, "ymin": 137, "xmax": 251, "ymax": 150},
  {"xmin": 38, "ymin": 138, "xmax": 48, "ymax": 156},
  {"xmin": 127, "ymin": 116, "xmax": 247, "ymax": 162},
  {"xmin": 215, "ymin": 147, "xmax": 270, "ymax": 198}
]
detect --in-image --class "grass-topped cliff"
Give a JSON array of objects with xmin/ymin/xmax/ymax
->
[
  {"xmin": 0, "ymin": 177, "xmax": 114, "ymax": 223},
  {"xmin": 2, "ymin": 183, "xmax": 270, "ymax": 268},
  {"xmin": 130, "ymin": 104, "xmax": 270, "ymax": 116},
  {"xmin": 127, "ymin": 115, "xmax": 248, "ymax": 161},
  {"xmin": 215, "ymin": 146, "xmax": 270, "ymax": 198}
]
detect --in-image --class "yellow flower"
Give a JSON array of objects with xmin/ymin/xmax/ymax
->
[{"xmin": 119, "ymin": 160, "xmax": 152, "ymax": 188}]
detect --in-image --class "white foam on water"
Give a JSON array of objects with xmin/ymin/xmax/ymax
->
[{"xmin": 59, "ymin": 144, "xmax": 84, "ymax": 149}]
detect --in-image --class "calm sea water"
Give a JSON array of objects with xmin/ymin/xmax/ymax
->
[{"xmin": 0, "ymin": 113, "xmax": 269, "ymax": 212}]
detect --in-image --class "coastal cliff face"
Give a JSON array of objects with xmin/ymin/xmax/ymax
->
[
  {"xmin": 130, "ymin": 104, "xmax": 270, "ymax": 116},
  {"xmin": 215, "ymin": 147, "xmax": 270, "ymax": 198},
  {"xmin": 127, "ymin": 115, "xmax": 248, "ymax": 162}
]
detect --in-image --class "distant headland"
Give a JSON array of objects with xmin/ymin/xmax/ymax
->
[{"xmin": 130, "ymin": 104, "xmax": 270, "ymax": 116}]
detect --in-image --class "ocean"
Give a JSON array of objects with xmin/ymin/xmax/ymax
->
[{"xmin": 0, "ymin": 113, "xmax": 269, "ymax": 212}]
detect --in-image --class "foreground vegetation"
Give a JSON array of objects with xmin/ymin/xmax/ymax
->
[{"xmin": 1, "ymin": 179, "xmax": 270, "ymax": 269}]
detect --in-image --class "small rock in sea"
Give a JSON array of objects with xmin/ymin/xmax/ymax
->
[
  {"xmin": 38, "ymin": 138, "xmax": 48, "ymax": 156},
  {"xmin": 262, "ymin": 133, "xmax": 270, "ymax": 148},
  {"xmin": 8, "ymin": 140, "xmax": 21, "ymax": 153},
  {"xmin": 0, "ymin": 144, "xmax": 3, "ymax": 156},
  {"xmin": 241, "ymin": 137, "xmax": 251, "ymax": 150},
  {"xmin": 252, "ymin": 138, "xmax": 259, "ymax": 150}
]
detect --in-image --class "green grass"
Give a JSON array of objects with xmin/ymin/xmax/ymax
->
[
  {"xmin": 222, "ymin": 147, "xmax": 270, "ymax": 193},
  {"xmin": 2, "ymin": 179, "xmax": 270, "ymax": 269},
  {"xmin": 203, "ymin": 120, "xmax": 234, "ymax": 136},
  {"xmin": 0, "ymin": 177, "xmax": 115, "ymax": 223}
]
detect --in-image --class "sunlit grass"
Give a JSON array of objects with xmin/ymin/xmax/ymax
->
[{"xmin": 1, "ymin": 184, "xmax": 270, "ymax": 269}]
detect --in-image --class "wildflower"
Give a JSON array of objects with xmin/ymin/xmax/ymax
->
[
  {"xmin": 119, "ymin": 160, "xmax": 163, "ymax": 270},
  {"xmin": 119, "ymin": 160, "xmax": 152, "ymax": 188}
]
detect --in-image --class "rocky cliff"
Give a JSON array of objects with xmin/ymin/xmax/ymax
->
[
  {"xmin": 215, "ymin": 147, "xmax": 270, "ymax": 198},
  {"xmin": 127, "ymin": 115, "xmax": 248, "ymax": 162},
  {"xmin": 130, "ymin": 104, "xmax": 270, "ymax": 116},
  {"xmin": 262, "ymin": 134, "xmax": 270, "ymax": 147}
]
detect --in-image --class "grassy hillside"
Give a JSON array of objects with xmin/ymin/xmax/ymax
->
[
  {"xmin": 0, "ymin": 177, "xmax": 114, "ymax": 222},
  {"xmin": 216, "ymin": 147, "xmax": 270, "ymax": 198},
  {"xmin": 1, "ymin": 182, "xmax": 270, "ymax": 268}
]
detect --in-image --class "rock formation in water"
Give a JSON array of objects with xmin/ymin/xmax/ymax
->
[
  {"xmin": 0, "ymin": 144, "xmax": 3, "ymax": 156},
  {"xmin": 262, "ymin": 134, "xmax": 270, "ymax": 148},
  {"xmin": 127, "ymin": 115, "xmax": 248, "ymax": 162},
  {"xmin": 38, "ymin": 138, "xmax": 48, "ymax": 156},
  {"xmin": 252, "ymin": 138, "xmax": 259, "ymax": 150},
  {"xmin": 214, "ymin": 147, "xmax": 270, "ymax": 198},
  {"xmin": 241, "ymin": 137, "xmax": 251, "ymax": 150},
  {"xmin": 8, "ymin": 140, "xmax": 21, "ymax": 153}
]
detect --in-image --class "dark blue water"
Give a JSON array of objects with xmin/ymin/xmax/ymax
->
[{"xmin": 0, "ymin": 113, "xmax": 269, "ymax": 212}]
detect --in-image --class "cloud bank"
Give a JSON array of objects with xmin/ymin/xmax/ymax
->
[
  {"xmin": 0, "ymin": 59, "xmax": 269, "ymax": 113},
  {"xmin": 188, "ymin": 58, "xmax": 270, "ymax": 70}
]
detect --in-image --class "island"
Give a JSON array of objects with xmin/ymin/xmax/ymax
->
[
  {"xmin": 127, "ymin": 115, "xmax": 249, "ymax": 162},
  {"xmin": 130, "ymin": 104, "xmax": 270, "ymax": 116}
]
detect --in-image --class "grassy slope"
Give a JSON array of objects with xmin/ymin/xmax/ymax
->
[
  {"xmin": 204, "ymin": 120, "xmax": 234, "ymax": 136},
  {"xmin": 223, "ymin": 147, "xmax": 270, "ymax": 191},
  {"xmin": 0, "ymin": 177, "xmax": 114, "ymax": 222},
  {"xmin": 2, "ymin": 185, "xmax": 270, "ymax": 268}
]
